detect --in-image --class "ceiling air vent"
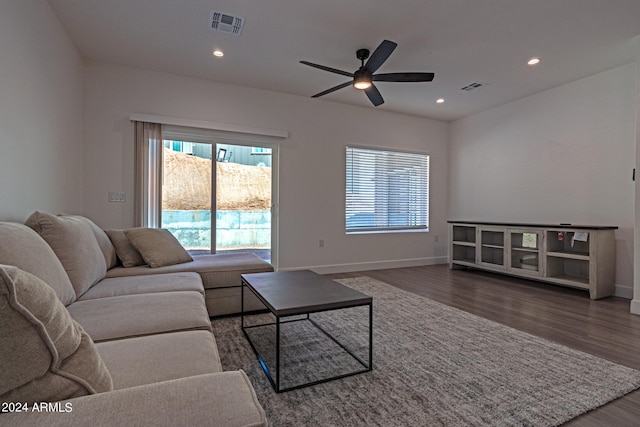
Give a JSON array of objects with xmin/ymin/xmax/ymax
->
[
  {"xmin": 460, "ymin": 82, "xmax": 487, "ymax": 92},
  {"xmin": 209, "ymin": 10, "xmax": 244, "ymax": 36}
]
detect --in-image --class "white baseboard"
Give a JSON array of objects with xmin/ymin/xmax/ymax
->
[
  {"xmin": 614, "ymin": 284, "xmax": 634, "ymax": 299},
  {"xmin": 278, "ymin": 256, "xmax": 449, "ymax": 275},
  {"xmin": 631, "ymin": 299, "xmax": 640, "ymax": 315}
]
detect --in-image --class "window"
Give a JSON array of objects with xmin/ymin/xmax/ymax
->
[
  {"xmin": 166, "ymin": 141, "xmax": 193, "ymax": 155},
  {"xmin": 346, "ymin": 146, "xmax": 429, "ymax": 233},
  {"xmin": 251, "ymin": 147, "xmax": 272, "ymax": 155},
  {"xmin": 135, "ymin": 120, "xmax": 279, "ymax": 265}
]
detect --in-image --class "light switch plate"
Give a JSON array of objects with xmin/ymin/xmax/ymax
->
[{"xmin": 108, "ymin": 191, "xmax": 126, "ymax": 203}]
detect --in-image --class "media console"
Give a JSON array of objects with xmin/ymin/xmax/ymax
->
[{"xmin": 448, "ymin": 221, "xmax": 617, "ymax": 299}]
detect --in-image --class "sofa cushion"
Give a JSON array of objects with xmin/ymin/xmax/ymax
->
[
  {"xmin": 77, "ymin": 272, "xmax": 204, "ymax": 301},
  {"xmin": 0, "ymin": 265, "xmax": 112, "ymax": 404},
  {"xmin": 0, "ymin": 222, "xmax": 76, "ymax": 305},
  {"xmin": 1, "ymin": 372, "xmax": 268, "ymax": 427},
  {"xmin": 25, "ymin": 211, "xmax": 107, "ymax": 298},
  {"xmin": 67, "ymin": 291, "xmax": 212, "ymax": 342},
  {"xmin": 96, "ymin": 330, "xmax": 222, "ymax": 389},
  {"xmin": 61, "ymin": 214, "xmax": 118, "ymax": 269},
  {"xmin": 105, "ymin": 253, "xmax": 274, "ymax": 289},
  {"xmin": 105, "ymin": 229, "xmax": 146, "ymax": 268},
  {"xmin": 125, "ymin": 228, "xmax": 193, "ymax": 268}
]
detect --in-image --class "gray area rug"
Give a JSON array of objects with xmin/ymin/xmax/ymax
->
[{"xmin": 211, "ymin": 277, "xmax": 640, "ymax": 426}]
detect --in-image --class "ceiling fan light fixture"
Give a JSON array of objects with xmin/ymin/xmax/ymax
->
[{"xmin": 353, "ymin": 68, "xmax": 372, "ymax": 90}]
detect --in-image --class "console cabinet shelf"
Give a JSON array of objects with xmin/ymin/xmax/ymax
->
[{"xmin": 449, "ymin": 221, "xmax": 617, "ymax": 299}]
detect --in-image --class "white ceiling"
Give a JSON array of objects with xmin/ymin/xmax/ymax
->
[{"xmin": 47, "ymin": 0, "xmax": 640, "ymax": 121}]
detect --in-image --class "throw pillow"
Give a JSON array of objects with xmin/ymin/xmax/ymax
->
[
  {"xmin": 25, "ymin": 211, "xmax": 107, "ymax": 298},
  {"xmin": 0, "ymin": 264, "xmax": 113, "ymax": 404},
  {"xmin": 0, "ymin": 222, "xmax": 76, "ymax": 306},
  {"xmin": 124, "ymin": 228, "xmax": 193, "ymax": 268},
  {"xmin": 105, "ymin": 229, "xmax": 146, "ymax": 268}
]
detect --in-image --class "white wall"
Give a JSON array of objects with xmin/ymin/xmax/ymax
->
[
  {"xmin": 82, "ymin": 62, "xmax": 449, "ymax": 271},
  {"xmin": 449, "ymin": 63, "xmax": 636, "ymax": 296},
  {"xmin": 0, "ymin": 0, "xmax": 84, "ymax": 222},
  {"xmin": 632, "ymin": 38, "xmax": 640, "ymax": 314}
]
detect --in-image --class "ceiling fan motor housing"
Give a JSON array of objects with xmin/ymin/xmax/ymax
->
[{"xmin": 353, "ymin": 68, "xmax": 373, "ymax": 89}]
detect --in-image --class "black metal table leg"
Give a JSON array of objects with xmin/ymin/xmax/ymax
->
[
  {"xmin": 276, "ymin": 315, "xmax": 281, "ymax": 392},
  {"xmin": 368, "ymin": 302, "xmax": 373, "ymax": 370}
]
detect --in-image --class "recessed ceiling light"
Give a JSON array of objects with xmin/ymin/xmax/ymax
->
[
  {"xmin": 213, "ymin": 49, "xmax": 224, "ymax": 57},
  {"xmin": 527, "ymin": 57, "xmax": 540, "ymax": 66},
  {"xmin": 436, "ymin": 98, "xmax": 445, "ymax": 104}
]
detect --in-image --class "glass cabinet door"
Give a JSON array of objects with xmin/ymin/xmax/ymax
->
[
  {"xmin": 479, "ymin": 228, "xmax": 505, "ymax": 268},
  {"xmin": 451, "ymin": 225, "xmax": 477, "ymax": 265},
  {"xmin": 509, "ymin": 229, "xmax": 542, "ymax": 275}
]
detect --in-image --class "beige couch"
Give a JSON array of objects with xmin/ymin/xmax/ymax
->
[{"xmin": 0, "ymin": 212, "xmax": 271, "ymax": 426}]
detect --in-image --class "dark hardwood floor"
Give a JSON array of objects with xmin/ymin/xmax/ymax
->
[{"xmin": 326, "ymin": 264, "xmax": 640, "ymax": 426}]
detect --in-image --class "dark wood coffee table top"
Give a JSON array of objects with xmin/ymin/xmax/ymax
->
[{"xmin": 241, "ymin": 270, "xmax": 372, "ymax": 317}]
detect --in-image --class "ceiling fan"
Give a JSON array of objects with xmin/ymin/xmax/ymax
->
[{"xmin": 300, "ymin": 40, "xmax": 434, "ymax": 107}]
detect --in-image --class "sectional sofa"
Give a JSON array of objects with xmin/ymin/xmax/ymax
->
[{"xmin": 0, "ymin": 212, "xmax": 273, "ymax": 426}]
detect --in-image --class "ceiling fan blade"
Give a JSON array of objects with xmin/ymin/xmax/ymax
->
[
  {"xmin": 311, "ymin": 81, "xmax": 352, "ymax": 98},
  {"xmin": 300, "ymin": 61, "xmax": 354, "ymax": 77},
  {"xmin": 373, "ymin": 72, "xmax": 435, "ymax": 82},
  {"xmin": 364, "ymin": 40, "xmax": 397, "ymax": 73},
  {"xmin": 364, "ymin": 84, "xmax": 384, "ymax": 106}
]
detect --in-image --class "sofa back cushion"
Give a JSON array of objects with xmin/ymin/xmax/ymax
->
[
  {"xmin": 61, "ymin": 214, "xmax": 119, "ymax": 269},
  {"xmin": 25, "ymin": 212, "xmax": 107, "ymax": 298},
  {"xmin": 0, "ymin": 265, "xmax": 113, "ymax": 403},
  {"xmin": 0, "ymin": 222, "xmax": 76, "ymax": 305}
]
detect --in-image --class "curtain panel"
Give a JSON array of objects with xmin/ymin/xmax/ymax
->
[{"xmin": 134, "ymin": 121, "xmax": 163, "ymax": 227}]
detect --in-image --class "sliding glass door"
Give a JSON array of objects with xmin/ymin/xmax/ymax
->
[
  {"xmin": 215, "ymin": 143, "xmax": 272, "ymax": 261},
  {"xmin": 161, "ymin": 139, "xmax": 273, "ymax": 262},
  {"xmin": 161, "ymin": 141, "xmax": 213, "ymax": 252}
]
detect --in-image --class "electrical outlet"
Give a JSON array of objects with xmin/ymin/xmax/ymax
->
[
  {"xmin": 319, "ymin": 239, "xmax": 325, "ymax": 248},
  {"xmin": 108, "ymin": 191, "xmax": 126, "ymax": 203}
]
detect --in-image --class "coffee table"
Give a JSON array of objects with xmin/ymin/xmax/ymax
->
[{"xmin": 240, "ymin": 270, "xmax": 373, "ymax": 393}]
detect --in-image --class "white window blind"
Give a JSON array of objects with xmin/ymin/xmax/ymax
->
[{"xmin": 346, "ymin": 146, "xmax": 429, "ymax": 233}]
